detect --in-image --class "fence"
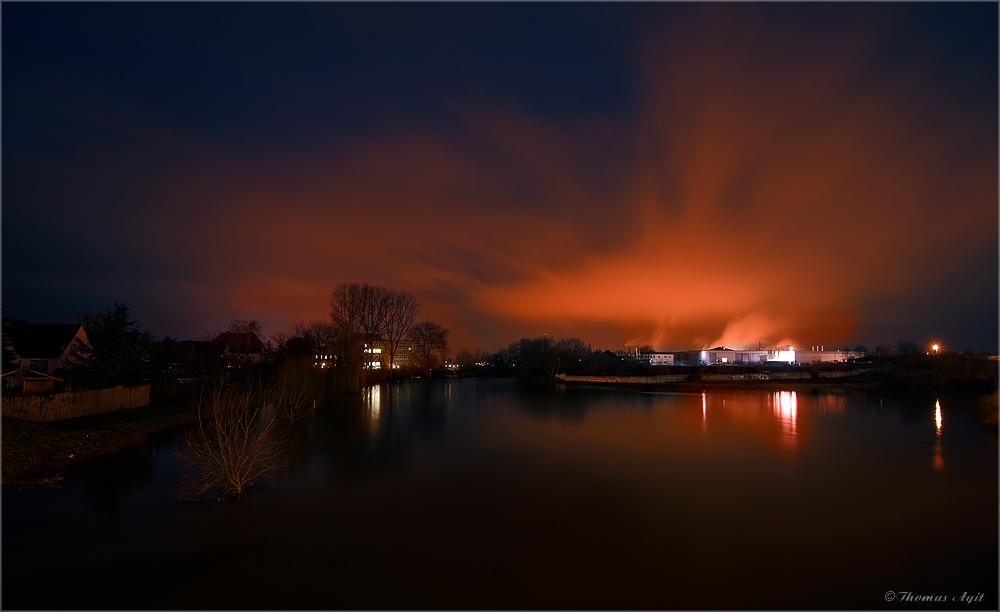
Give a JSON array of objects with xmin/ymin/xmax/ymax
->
[{"xmin": 2, "ymin": 385, "xmax": 151, "ymax": 422}]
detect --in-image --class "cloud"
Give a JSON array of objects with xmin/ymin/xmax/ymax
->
[{"xmin": 5, "ymin": 5, "xmax": 994, "ymax": 352}]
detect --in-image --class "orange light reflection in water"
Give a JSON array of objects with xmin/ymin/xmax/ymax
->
[
  {"xmin": 361, "ymin": 385, "xmax": 382, "ymax": 434},
  {"xmin": 933, "ymin": 399, "xmax": 944, "ymax": 471},
  {"xmin": 773, "ymin": 391, "xmax": 798, "ymax": 453}
]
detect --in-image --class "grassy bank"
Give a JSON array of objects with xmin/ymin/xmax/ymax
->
[{"xmin": 2, "ymin": 400, "xmax": 198, "ymax": 487}]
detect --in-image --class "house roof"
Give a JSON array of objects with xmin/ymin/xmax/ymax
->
[
  {"xmin": 213, "ymin": 332, "xmax": 265, "ymax": 354},
  {"xmin": 8, "ymin": 324, "xmax": 87, "ymax": 359}
]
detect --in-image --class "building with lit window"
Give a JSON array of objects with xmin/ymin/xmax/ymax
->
[
  {"xmin": 672, "ymin": 346, "xmax": 865, "ymax": 365},
  {"xmin": 673, "ymin": 347, "xmax": 770, "ymax": 365},
  {"xmin": 363, "ymin": 340, "xmax": 447, "ymax": 370},
  {"xmin": 648, "ymin": 352, "xmax": 675, "ymax": 366}
]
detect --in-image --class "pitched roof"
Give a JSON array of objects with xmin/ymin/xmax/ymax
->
[
  {"xmin": 8, "ymin": 324, "xmax": 87, "ymax": 359},
  {"xmin": 213, "ymin": 332, "xmax": 265, "ymax": 354}
]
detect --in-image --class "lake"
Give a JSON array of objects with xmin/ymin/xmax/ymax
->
[{"xmin": 3, "ymin": 379, "xmax": 997, "ymax": 609}]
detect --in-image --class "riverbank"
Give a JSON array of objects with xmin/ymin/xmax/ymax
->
[{"xmin": 1, "ymin": 400, "xmax": 199, "ymax": 487}]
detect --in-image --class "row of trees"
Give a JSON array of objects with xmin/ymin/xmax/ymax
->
[
  {"xmin": 330, "ymin": 283, "xmax": 418, "ymax": 370},
  {"xmin": 326, "ymin": 282, "xmax": 448, "ymax": 386}
]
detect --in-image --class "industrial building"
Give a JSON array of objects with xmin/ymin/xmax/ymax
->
[
  {"xmin": 647, "ymin": 345, "xmax": 863, "ymax": 366},
  {"xmin": 648, "ymin": 352, "xmax": 675, "ymax": 365}
]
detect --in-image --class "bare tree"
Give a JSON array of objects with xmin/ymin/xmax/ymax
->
[
  {"xmin": 330, "ymin": 283, "xmax": 420, "ymax": 382},
  {"xmin": 895, "ymin": 339, "xmax": 921, "ymax": 356},
  {"xmin": 272, "ymin": 320, "xmax": 338, "ymax": 358},
  {"xmin": 178, "ymin": 381, "xmax": 312, "ymax": 500},
  {"xmin": 330, "ymin": 283, "xmax": 368, "ymax": 338},
  {"xmin": 227, "ymin": 319, "xmax": 262, "ymax": 336},
  {"xmin": 382, "ymin": 290, "xmax": 419, "ymax": 372},
  {"xmin": 298, "ymin": 320, "xmax": 338, "ymax": 351},
  {"xmin": 408, "ymin": 321, "xmax": 448, "ymax": 372}
]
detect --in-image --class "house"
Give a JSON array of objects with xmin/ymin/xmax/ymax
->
[
  {"xmin": 213, "ymin": 332, "xmax": 265, "ymax": 364},
  {"xmin": 8, "ymin": 323, "xmax": 90, "ymax": 375}
]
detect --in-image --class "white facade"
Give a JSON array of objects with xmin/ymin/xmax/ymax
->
[
  {"xmin": 648, "ymin": 352, "xmax": 675, "ymax": 366},
  {"xmin": 653, "ymin": 346, "xmax": 866, "ymax": 366}
]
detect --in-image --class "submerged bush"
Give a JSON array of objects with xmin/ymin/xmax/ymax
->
[{"xmin": 178, "ymin": 382, "xmax": 312, "ymax": 500}]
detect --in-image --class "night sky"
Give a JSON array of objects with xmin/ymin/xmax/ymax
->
[{"xmin": 3, "ymin": 3, "xmax": 997, "ymax": 353}]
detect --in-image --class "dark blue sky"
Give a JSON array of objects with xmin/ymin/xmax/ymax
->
[{"xmin": 3, "ymin": 3, "xmax": 997, "ymax": 352}]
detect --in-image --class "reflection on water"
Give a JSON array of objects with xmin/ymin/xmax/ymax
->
[
  {"xmin": 78, "ymin": 443, "xmax": 156, "ymax": 518},
  {"xmin": 816, "ymin": 393, "xmax": 846, "ymax": 415},
  {"xmin": 933, "ymin": 399, "xmax": 944, "ymax": 472},
  {"xmin": 697, "ymin": 391, "xmax": 801, "ymax": 458},
  {"xmin": 362, "ymin": 384, "xmax": 383, "ymax": 433},
  {"xmin": 935, "ymin": 399, "xmax": 943, "ymax": 434},
  {"xmin": 772, "ymin": 391, "xmax": 798, "ymax": 453},
  {"xmin": 3, "ymin": 381, "xmax": 996, "ymax": 610}
]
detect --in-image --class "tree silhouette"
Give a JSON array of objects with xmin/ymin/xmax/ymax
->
[
  {"xmin": 408, "ymin": 321, "xmax": 448, "ymax": 372},
  {"xmin": 69, "ymin": 302, "xmax": 152, "ymax": 388},
  {"xmin": 382, "ymin": 290, "xmax": 418, "ymax": 372},
  {"xmin": 330, "ymin": 282, "xmax": 420, "ymax": 384},
  {"xmin": 895, "ymin": 339, "xmax": 921, "ymax": 356}
]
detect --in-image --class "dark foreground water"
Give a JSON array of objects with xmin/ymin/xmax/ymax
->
[{"xmin": 3, "ymin": 379, "xmax": 997, "ymax": 610}]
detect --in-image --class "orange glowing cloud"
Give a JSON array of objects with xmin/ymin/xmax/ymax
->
[{"xmin": 82, "ymin": 8, "xmax": 993, "ymax": 353}]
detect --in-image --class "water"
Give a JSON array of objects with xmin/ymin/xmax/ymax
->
[{"xmin": 3, "ymin": 379, "xmax": 997, "ymax": 609}]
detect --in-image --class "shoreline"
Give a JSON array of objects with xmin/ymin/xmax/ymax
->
[{"xmin": 1, "ymin": 401, "xmax": 199, "ymax": 488}]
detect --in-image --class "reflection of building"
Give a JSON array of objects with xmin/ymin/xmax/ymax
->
[{"xmin": 772, "ymin": 391, "xmax": 798, "ymax": 452}]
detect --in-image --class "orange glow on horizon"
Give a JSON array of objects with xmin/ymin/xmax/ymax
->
[{"xmin": 119, "ymin": 11, "xmax": 995, "ymax": 354}]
